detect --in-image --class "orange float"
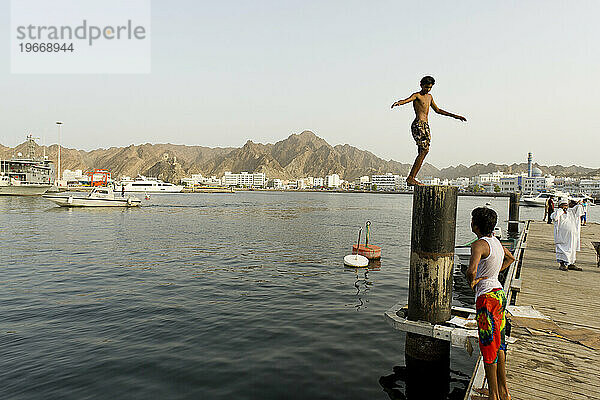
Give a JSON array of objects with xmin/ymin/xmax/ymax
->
[{"xmin": 351, "ymin": 221, "xmax": 382, "ymax": 260}]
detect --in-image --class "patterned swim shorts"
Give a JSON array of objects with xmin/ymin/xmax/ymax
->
[
  {"xmin": 411, "ymin": 119, "xmax": 431, "ymax": 152},
  {"xmin": 476, "ymin": 288, "xmax": 508, "ymax": 364}
]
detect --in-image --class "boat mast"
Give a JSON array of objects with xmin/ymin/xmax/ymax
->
[{"xmin": 56, "ymin": 121, "xmax": 63, "ymax": 181}]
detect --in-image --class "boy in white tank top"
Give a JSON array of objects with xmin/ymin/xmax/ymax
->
[{"xmin": 466, "ymin": 207, "xmax": 515, "ymax": 400}]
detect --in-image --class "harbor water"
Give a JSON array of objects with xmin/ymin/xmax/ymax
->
[{"xmin": 1, "ymin": 192, "xmax": 596, "ymax": 399}]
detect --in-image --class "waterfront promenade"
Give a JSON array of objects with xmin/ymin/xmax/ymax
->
[{"xmin": 499, "ymin": 222, "xmax": 600, "ymax": 399}]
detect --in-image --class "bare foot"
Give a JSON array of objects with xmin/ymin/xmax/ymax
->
[
  {"xmin": 474, "ymin": 388, "xmax": 488, "ymax": 396},
  {"xmin": 406, "ymin": 177, "xmax": 424, "ymax": 186},
  {"xmin": 470, "ymin": 395, "xmax": 487, "ymax": 400},
  {"xmin": 499, "ymin": 388, "xmax": 511, "ymax": 400}
]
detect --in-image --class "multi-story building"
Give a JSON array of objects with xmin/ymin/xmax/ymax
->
[
  {"xmin": 313, "ymin": 177, "xmax": 324, "ymax": 188},
  {"xmin": 371, "ymin": 173, "xmax": 398, "ymax": 190},
  {"xmin": 325, "ymin": 174, "xmax": 341, "ymax": 188},
  {"xmin": 62, "ymin": 169, "xmax": 84, "ymax": 184},
  {"xmin": 222, "ymin": 171, "xmax": 267, "ymax": 188},
  {"xmin": 296, "ymin": 178, "xmax": 309, "ymax": 190},
  {"xmin": 449, "ymin": 177, "xmax": 471, "ymax": 190},
  {"xmin": 371, "ymin": 173, "xmax": 407, "ymax": 191},
  {"xmin": 421, "ymin": 176, "xmax": 441, "ymax": 186},
  {"xmin": 472, "ymin": 171, "xmax": 505, "ymax": 186},
  {"xmin": 267, "ymin": 178, "xmax": 283, "ymax": 189},
  {"xmin": 181, "ymin": 174, "xmax": 222, "ymax": 187},
  {"xmin": 579, "ymin": 178, "xmax": 600, "ymax": 195}
]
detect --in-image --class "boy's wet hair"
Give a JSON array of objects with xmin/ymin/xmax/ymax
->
[
  {"xmin": 420, "ymin": 76, "xmax": 435, "ymax": 86},
  {"xmin": 472, "ymin": 207, "xmax": 497, "ymax": 236}
]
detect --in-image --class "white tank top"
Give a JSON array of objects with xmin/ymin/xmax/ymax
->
[{"xmin": 474, "ymin": 235, "xmax": 504, "ymax": 300}]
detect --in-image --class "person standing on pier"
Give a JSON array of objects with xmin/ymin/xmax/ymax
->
[
  {"xmin": 466, "ymin": 207, "xmax": 515, "ymax": 400},
  {"xmin": 391, "ymin": 76, "xmax": 467, "ymax": 186},
  {"xmin": 581, "ymin": 198, "xmax": 589, "ymax": 226},
  {"xmin": 546, "ymin": 196, "xmax": 555, "ymax": 224},
  {"xmin": 543, "ymin": 197, "xmax": 550, "ymax": 222},
  {"xmin": 552, "ymin": 199, "xmax": 584, "ymax": 271}
]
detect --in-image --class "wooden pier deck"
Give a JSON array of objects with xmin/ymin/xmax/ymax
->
[
  {"xmin": 505, "ymin": 221, "xmax": 600, "ymax": 400},
  {"xmin": 467, "ymin": 221, "xmax": 600, "ymax": 399}
]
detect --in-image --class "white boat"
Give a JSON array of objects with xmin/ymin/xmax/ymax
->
[
  {"xmin": 0, "ymin": 135, "xmax": 54, "ymax": 196},
  {"xmin": 43, "ymin": 187, "xmax": 141, "ymax": 207},
  {"xmin": 521, "ymin": 191, "xmax": 568, "ymax": 207},
  {"xmin": 570, "ymin": 193, "xmax": 594, "ymax": 203},
  {"xmin": 118, "ymin": 175, "xmax": 183, "ymax": 193}
]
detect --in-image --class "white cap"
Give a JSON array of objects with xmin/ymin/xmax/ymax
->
[{"xmin": 559, "ymin": 198, "xmax": 568, "ymax": 206}]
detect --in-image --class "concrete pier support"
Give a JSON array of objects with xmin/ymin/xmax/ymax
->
[
  {"xmin": 405, "ymin": 185, "xmax": 457, "ymax": 384},
  {"xmin": 508, "ymin": 193, "xmax": 520, "ymax": 238}
]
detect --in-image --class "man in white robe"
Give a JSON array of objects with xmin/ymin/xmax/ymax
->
[{"xmin": 552, "ymin": 198, "xmax": 585, "ymax": 271}]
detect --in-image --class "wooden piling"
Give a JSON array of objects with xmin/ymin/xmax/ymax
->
[
  {"xmin": 406, "ymin": 185, "xmax": 458, "ymax": 363},
  {"xmin": 508, "ymin": 193, "xmax": 520, "ymax": 238}
]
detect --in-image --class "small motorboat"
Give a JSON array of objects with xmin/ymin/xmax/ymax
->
[
  {"xmin": 43, "ymin": 187, "xmax": 142, "ymax": 207},
  {"xmin": 521, "ymin": 191, "xmax": 568, "ymax": 207}
]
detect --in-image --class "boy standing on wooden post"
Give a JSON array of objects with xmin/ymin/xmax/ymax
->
[
  {"xmin": 391, "ymin": 76, "xmax": 467, "ymax": 186},
  {"xmin": 467, "ymin": 207, "xmax": 515, "ymax": 400}
]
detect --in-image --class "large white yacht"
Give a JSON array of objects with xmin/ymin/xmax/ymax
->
[
  {"xmin": 118, "ymin": 175, "xmax": 183, "ymax": 193},
  {"xmin": 0, "ymin": 135, "xmax": 54, "ymax": 196}
]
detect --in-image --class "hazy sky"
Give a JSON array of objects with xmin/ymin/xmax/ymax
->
[{"xmin": 1, "ymin": 1, "xmax": 599, "ymax": 168}]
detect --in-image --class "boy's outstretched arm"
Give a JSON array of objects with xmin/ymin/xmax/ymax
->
[
  {"xmin": 391, "ymin": 93, "xmax": 416, "ymax": 108},
  {"xmin": 431, "ymin": 98, "xmax": 467, "ymax": 121}
]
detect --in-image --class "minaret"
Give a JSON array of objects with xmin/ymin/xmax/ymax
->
[{"xmin": 527, "ymin": 152, "xmax": 532, "ymax": 178}]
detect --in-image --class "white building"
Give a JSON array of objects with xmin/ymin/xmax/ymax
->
[
  {"xmin": 222, "ymin": 171, "xmax": 267, "ymax": 188},
  {"xmin": 62, "ymin": 169, "xmax": 83, "ymax": 182},
  {"xmin": 285, "ymin": 180, "xmax": 298, "ymax": 190},
  {"xmin": 371, "ymin": 173, "xmax": 407, "ymax": 191},
  {"xmin": 421, "ymin": 176, "xmax": 441, "ymax": 186},
  {"xmin": 579, "ymin": 178, "xmax": 600, "ymax": 195},
  {"xmin": 325, "ymin": 174, "xmax": 341, "ymax": 188},
  {"xmin": 181, "ymin": 173, "xmax": 222, "ymax": 187},
  {"xmin": 303, "ymin": 177, "xmax": 315, "ymax": 188},
  {"xmin": 268, "ymin": 179, "xmax": 283, "ymax": 189},
  {"xmin": 473, "ymin": 171, "xmax": 505, "ymax": 186},
  {"xmin": 522, "ymin": 176, "xmax": 549, "ymax": 194},
  {"xmin": 449, "ymin": 177, "xmax": 471, "ymax": 190},
  {"xmin": 296, "ymin": 178, "xmax": 309, "ymax": 190},
  {"xmin": 500, "ymin": 176, "xmax": 520, "ymax": 193},
  {"xmin": 371, "ymin": 173, "xmax": 398, "ymax": 190}
]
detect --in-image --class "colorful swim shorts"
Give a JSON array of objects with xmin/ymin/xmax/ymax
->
[
  {"xmin": 476, "ymin": 288, "xmax": 507, "ymax": 364},
  {"xmin": 410, "ymin": 119, "xmax": 431, "ymax": 152}
]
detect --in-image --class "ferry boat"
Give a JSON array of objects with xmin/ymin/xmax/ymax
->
[
  {"xmin": 118, "ymin": 175, "xmax": 183, "ymax": 193},
  {"xmin": 0, "ymin": 135, "xmax": 54, "ymax": 196}
]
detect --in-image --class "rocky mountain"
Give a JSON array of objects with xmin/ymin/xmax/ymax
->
[
  {"xmin": 438, "ymin": 163, "xmax": 598, "ymax": 180},
  {"xmin": 1, "ymin": 131, "xmax": 597, "ymax": 182}
]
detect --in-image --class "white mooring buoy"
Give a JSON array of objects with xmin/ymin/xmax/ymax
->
[{"xmin": 344, "ymin": 227, "xmax": 369, "ymax": 267}]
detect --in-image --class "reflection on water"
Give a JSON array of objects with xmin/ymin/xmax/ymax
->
[{"xmin": 379, "ymin": 365, "xmax": 470, "ymax": 400}]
